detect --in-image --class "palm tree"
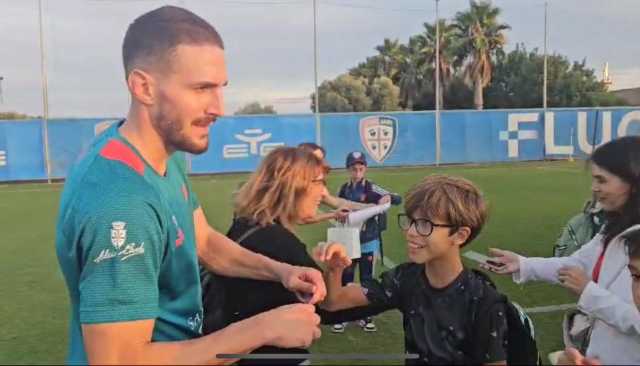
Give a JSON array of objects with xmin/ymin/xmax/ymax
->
[
  {"xmin": 454, "ymin": 0, "xmax": 510, "ymax": 110},
  {"xmin": 349, "ymin": 56, "xmax": 384, "ymax": 84},
  {"xmin": 375, "ymin": 38, "xmax": 404, "ymax": 83},
  {"xmin": 397, "ymin": 37, "xmax": 424, "ymax": 110},
  {"xmin": 416, "ymin": 19, "xmax": 459, "ymax": 110}
]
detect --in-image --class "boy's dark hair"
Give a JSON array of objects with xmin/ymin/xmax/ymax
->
[
  {"xmin": 405, "ymin": 175, "xmax": 488, "ymax": 246},
  {"xmin": 623, "ymin": 230, "xmax": 640, "ymax": 259},
  {"xmin": 122, "ymin": 6, "xmax": 224, "ymax": 78}
]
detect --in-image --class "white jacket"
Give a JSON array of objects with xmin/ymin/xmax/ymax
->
[{"xmin": 513, "ymin": 231, "xmax": 640, "ymax": 365}]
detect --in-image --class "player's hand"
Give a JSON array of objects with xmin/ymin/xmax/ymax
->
[
  {"xmin": 313, "ymin": 242, "xmax": 352, "ymax": 271},
  {"xmin": 480, "ymin": 248, "xmax": 520, "ymax": 274},
  {"xmin": 378, "ymin": 195, "xmax": 391, "ymax": 205},
  {"xmin": 558, "ymin": 266, "xmax": 590, "ymax": 296},
  {"xmin": 259, "ymin": 304, "xmax": 321, "ymax": 349},
  {"xmin": 278, "ymin": 265, "xmax": 326, "ymax": 304}
]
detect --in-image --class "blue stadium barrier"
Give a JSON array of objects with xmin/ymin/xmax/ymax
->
[
  {"xmin": 1, "ymin": 108, "xmax": 639, "ymax": 182},
  {"xmin": 47, "ymin": 118, "xmax": 121, "ymax": 178},
  {"xmin": 0, "ymin": 120, "xmax": 46, "ymax": 181},
  {"xmin": 190, "ymin": 114, "xmax": 315, "ymax": 174},
  {"xmin": 320, "ymin": 113, "xmax": 436, "ymax": 168}
]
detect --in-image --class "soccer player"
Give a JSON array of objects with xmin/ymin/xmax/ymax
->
[{"xmin": 55, "ymin": 6, "xmax": 325, "ymax": 364}]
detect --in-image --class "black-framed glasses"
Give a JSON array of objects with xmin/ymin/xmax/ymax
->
[{"xmin": 397, "ymin": 213, "xmax": 456, "ymax": 237}]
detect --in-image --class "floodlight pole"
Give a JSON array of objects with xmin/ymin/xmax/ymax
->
[
  {"xmin": 313, "ymin": 0, "xmax": 321, "ymax": 145},
  {"xmin": 435, "ymin": 0, "xmax": 441, "ymax": 166},
  {"xmin": 543, "ymin": 0, "xmax": 548, "ymax": 110},
  {"xmin": 39, "ymin": 0, "xmax": 52, "ymax": 183}
]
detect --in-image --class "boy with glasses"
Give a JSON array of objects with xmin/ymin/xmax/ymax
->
[{"xmin": 316, "ymin": 175, "xmax": 509, "ymax": 365}]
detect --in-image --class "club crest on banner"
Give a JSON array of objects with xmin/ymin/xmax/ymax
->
[{"xmin": 359, "ymin": 115, "xmax": 398, "ymax": 163}]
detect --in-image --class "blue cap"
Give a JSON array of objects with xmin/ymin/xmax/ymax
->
[{"xmin": 346, "ymin": 151, "xmax": 367, "ymax": 168}]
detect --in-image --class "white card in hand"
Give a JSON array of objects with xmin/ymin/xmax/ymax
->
[
  {"xmin": 328, "ymin": 227, "xmax": 361, "ymax": 259},
  {"xmin": 463, "ymin": 250, "xmax": 505, "ymax": 268},
  {"xmin": 346, "ymin": 202, "xmax": 391, "ymax": 228},
  {"xmin": 463, "ymin": 250, "xmax": 491, "ymax": 264}
]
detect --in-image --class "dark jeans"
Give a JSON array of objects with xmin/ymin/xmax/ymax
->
[
  {"xmin": 341, "ymin": 251, "xmax": 375, "ymax": 285},
  {"xmin": 341, "ymin": 252, "xmax": 375, "ymax": 323}
]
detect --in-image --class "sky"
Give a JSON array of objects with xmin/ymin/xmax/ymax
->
[{"xmin": 0, "ymin": 0, "xmax": 639, "ymax": 118}]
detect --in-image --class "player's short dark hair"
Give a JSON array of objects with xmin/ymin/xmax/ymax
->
[{"xmin": 122, "ymin": 6, "xmax": 224, "ymax": 78}]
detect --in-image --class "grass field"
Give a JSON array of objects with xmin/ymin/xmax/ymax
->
[{"xmin": 0, "ymin": 160, "xmax": 592, "ymax": 364}]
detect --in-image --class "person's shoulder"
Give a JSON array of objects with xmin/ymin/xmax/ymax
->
[
  {"xmin": 384, "ymin": 262, "xmax": 423, "ymax": 283},
  {"xmin": 63, "ymin": 140, "xmax": 163, "ymax": 221},
  {"xmin": 466, "ymin": 269, "xmax": 505, "ymax": 305},
  {"xmin": 258, "ymin": 222, "xmax": 302, "ymax": 247},
  {"xmin": 68, "ymin": 136, "xmax": 149, "ymax": 188},
  {"xmin": 230, "ymin": 218, "xmax": 302, "ymax": 248},
  {"xmin": 363, "ymin": 179, "xmax": 375, "ymax": 189}
]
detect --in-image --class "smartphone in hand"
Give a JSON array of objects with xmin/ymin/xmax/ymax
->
[{"xmin": 463, "ymin": 251, "xmax": 505, "ymax": 268}]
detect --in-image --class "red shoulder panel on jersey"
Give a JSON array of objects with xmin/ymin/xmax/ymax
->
[{"xmin": 99, "ymin": 139, "xmax": 145, "ymax": 176}]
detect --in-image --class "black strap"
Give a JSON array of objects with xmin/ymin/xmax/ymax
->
[
  {"xmin": 201, "ymin": 223, "xmax": 261, "ymax": 289},
  {"xmin": 236, "ymin": 224, "xmax": 261, "ymax": 244}
]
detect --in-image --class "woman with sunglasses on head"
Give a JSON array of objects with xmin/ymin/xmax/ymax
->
[
  {"xmin": 486, "ymin": 136, "xmax": 640, "ymax": 365},
  {"xmin": 200, "ymin": 147, "xmax": 353, "ymax": 365}
]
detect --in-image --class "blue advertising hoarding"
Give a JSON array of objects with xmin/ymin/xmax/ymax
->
[
  {"xmin": 0, "ymin": 120, "xmax": 46, "ymax": 181},
  {"xmin": 190, "ymin": 115, "xmax": 315, "ymax": 173},
  {"xmin": 1, "ymin": 108, "xmax": 639, "ymax": 182}
]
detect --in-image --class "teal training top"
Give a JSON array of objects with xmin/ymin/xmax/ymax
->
[{"xmin": 55, "ymin": 121, "xmax": 202, "ymax": 364}]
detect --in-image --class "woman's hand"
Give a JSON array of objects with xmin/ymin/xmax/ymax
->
[
  {"xmin": 564, "ymin": 347, "xmax": 601, "ymax": 365},
  {"xmin": 480, "ymin": 248, "xmax": 521, "ymax": 274},
  {"xmin": 558, "ymin": 266, "xmax": 590, "ymax": 296}
]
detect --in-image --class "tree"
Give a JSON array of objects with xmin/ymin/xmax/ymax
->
[
  {"xmin": 397, "ymin": 37, "xmax": 425, "ymax": 110},
  {"xmin": 374, "ymin": 38, "xmax": 404, "ymax": 83},
  {"xmin": 484, "ymin": 44, "xmax": 543, "ymax": 109},
  {"xmin": 417, "ymin": 19, "xmax": 459, "ymax": 109},
  {"xmin": 350, "ymin": 55, "xmax": 385, "ymax": 85},
  {"xmin": 547, "ymin": 57, "xmax": 606, "ymax": 107},
  {"xmin": 0, "ymin": 111, "xmax": 38, "ymax": 120},
  {"xmin": 484, "ymin": 45, "xmax": 626, "ymax": 108},
  {"xmin": 454, "ymin": 0, "xmax": 510, "ymax": 110},
  {"xmin": 234, "ymin": 102, "xmax": 277, "ymax": 115},
  {"xmin": 369, "ymin": 76, "xmax": 401, "ymax": 111},
  {"xmin": 350, "ymin": 39, "xmax": 404, "ymax": 86},
  {"xmin": 311, "ymin": 74, "xmax": 372, "ymax": 112}
]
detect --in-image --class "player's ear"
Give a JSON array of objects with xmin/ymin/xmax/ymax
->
[{"xmin": 127, "ymin": 68, "xmax": 156, "ymax": 105}]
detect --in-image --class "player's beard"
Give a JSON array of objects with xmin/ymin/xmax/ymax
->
[{"xmin": 152, "ymin": 107, "xmax": 210, "ymax": 155}]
